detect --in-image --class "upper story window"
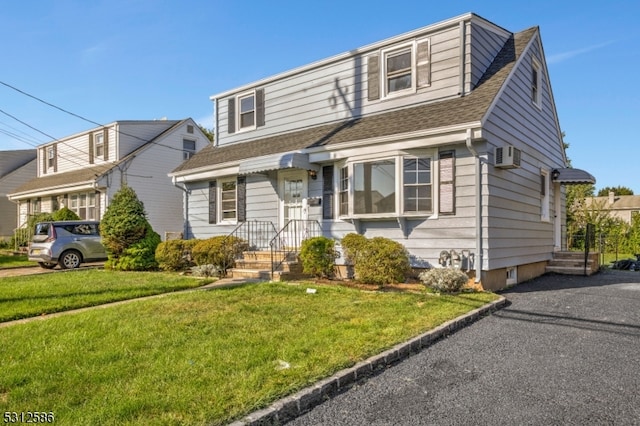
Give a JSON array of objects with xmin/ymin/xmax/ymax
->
[
  {"xmin": 95, "ymin": 132, "xmax": 104, "ymax": 158},
  {"xmin": 227, "ymin": 88, "xmax": 265, "ymax": 134},
  {"xmin": 183, "ymin": 139, "xmax": 196, "ymax": 160},
  {"xmin": 532, "ymin": 58, "xmax": 542, "ymax": 108},
  {"xmin": 47, "ymin": 146, "xmax": 55, "ymax": 168},
  {"xmin": 368, "ymin": 39, "xmax": 430, "ymax": 101}
]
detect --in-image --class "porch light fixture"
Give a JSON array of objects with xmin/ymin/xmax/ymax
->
[
  {"xmin": 308, "ymin": 169, "xmax": 317, "ymax": 180},
  {"xmin": 551, "ymin": 169, "xmax": 560, "ymax": 180}
]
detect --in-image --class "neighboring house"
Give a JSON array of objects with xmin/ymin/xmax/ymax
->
[
  {"xmin": 0, "ymin": 149, "xmax": 37, "ymax": 239},
  {"xmin": 169, "ymin": 13, "xmax": 595, "ymax": 289},
  {"xmin": 8, "ymin": 119, "xmax": 209, "ymax": 241},
  {"xmin": 585, "ymin": 193, "xmax": 640, "ymax": 224}
]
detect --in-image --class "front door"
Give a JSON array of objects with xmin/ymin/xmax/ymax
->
[{"xmin": 278, "ymin": 170, "xmax": 308, "ymax": 247}]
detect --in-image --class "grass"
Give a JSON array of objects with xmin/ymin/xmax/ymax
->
[
  {"xmin": 0, "ymin": 281, "xmax": 498, "ymax": 425},
  {"xmin": 0, "ymin": 269, "xmax": 212, "ymax": 322},
  {"xmin": 0, "ymin": 251, "xmax": 33, "ymax": 269}
]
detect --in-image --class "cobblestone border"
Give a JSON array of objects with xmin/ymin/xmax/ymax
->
[{"xmin": 228, "ymin": 295, "xmax": 507, "ymax": 426}]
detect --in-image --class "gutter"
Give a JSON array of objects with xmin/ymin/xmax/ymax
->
[
  {"xmin": 172, "ymin": 176, "xmax": 190, "ymax": 239},
  {"xmin": 466, "ymin": 128, "xmax": 482, "ymax": 283}
]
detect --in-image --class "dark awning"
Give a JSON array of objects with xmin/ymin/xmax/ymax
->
[{"xmin": 551, "ymin": 168, "xmax": 596, "ymax": 185}]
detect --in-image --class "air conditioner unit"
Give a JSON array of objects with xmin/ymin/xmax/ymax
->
[{"xmin": 494, "ymin": 145, "xmax": 522, "ymax": 169}]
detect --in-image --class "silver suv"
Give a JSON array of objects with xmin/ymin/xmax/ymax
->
[{"xmin": 29, "ymin": 221, "xmax": 108, "ymax": 269}]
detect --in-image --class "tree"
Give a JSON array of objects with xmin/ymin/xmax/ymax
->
[
  {"xmin": 100, "ymin": 185, "xmax": 160, "ymax": 270},
  {"xmin": 52, "ymin": 207, "xmax": 80, "ymax": 221},
  {"xmin": 198, "ymin": 125, "xmax": 214, "ymax": 143},
  {"xmin": 597, "ymin": 186, "xmax": 634, "ymax": 196}
]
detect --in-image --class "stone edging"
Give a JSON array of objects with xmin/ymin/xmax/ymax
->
[{"xmin": 228, "ymin": 295, "xmax": 507, "ymax": 426}]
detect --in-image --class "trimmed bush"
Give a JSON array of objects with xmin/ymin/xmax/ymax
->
[
  {"xmin": 52, "ymin": 207, "xmax": 80, "ymax": 221},
  {"xmin": 299, "ymin": 236, "xmax": 337, "ymax": 278},
  {"xmin": 155, "ymin": 239, "xmax": 200, "ymax": 271},
  {"xmin": 191, "ymin": 236, "xmax": 248, "ymax": 277},
  {"xmin": 419, "ymin": 268, "xmax": 469, "ymax": 293},
  {"xmin": 355, "ymin": 237, "xmax": 411, "ymax": 286},
  {"xmin": 100, "ymin": 185, "xmax": 160, "ymax": 271},
  {"xmin": 190, "ymin": 264, "xmax": 218, "ymax": 278},
  {"xmin": 340, "ymin": 233, "xmax": 368, "ymax": 264}
]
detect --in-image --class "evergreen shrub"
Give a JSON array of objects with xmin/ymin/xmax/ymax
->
[
  {"xmin": 191, "ymin": 236, "xmax": 248, "ymax": 277},
  {"xmin": 299, "ymin": 236, "xmax": 337, "ymax": 278},
  {"xmin": 155, "ymin": 239, "xmax": 200, "ymax": 271},
  {"xmin": 419, "ymin": 268, "xmax": 469, "ymax": 293}
]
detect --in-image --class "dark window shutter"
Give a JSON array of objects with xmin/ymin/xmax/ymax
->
[
  {"xmin": 208, "ymin": 180, "xmax": 217, "ymax": 224},
  {"xmin": 227, "ymin": 98, "xmax": 236, "ymax": 134},
  {"xmin": 103, "ymin": 128, "xmax": 109, "ymax": 161},
  {"xmin": 237, "ymin": 176, "xmax": 246, "ymax": 222},
  {"xmin": 53, "ymin": 144, "xmax": 58, "ymax": 173},
  {"xmin": 255, "ymin": 89, "xmax": 265, "ymax": 127},
  {"xmin": 322, "ymin": 166, "xmax": 334, "ymax": 219},
  {"xmin": 88, "ymin": 133, "xmax": 94, "ymax": 164},
  {"xmin": 41, "ymin": 148, "xmax": 47, "ymax": 175},
  {"xmin": 417, "ymin": 40, "xmax": 431, "ymax": 87},
  {"xmin": 439, "ymin": 151, "xmax": 455, "ymax": 215},
  {"xmin": 367, "ymin": 54, "xmax": 380, "ymax": 101},
  {"xmin": 95, "ymin": 191, "xmax": 101, "ymax": 219}
]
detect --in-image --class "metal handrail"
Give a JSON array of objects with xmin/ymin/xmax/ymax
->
[
  {"xmin": 270, "ymin": 219, "xmax": 322, "ymax": 279},
  {"xmin": 221, "ymin": 220, "xmax": 277, "ymax": 274}
]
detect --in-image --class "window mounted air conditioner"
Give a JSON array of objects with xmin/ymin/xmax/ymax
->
[{"xmin": 494, "ymin": 145, "xmax": 521, "ymax": 169}]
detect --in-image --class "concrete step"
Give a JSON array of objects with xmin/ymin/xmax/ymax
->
[
  {"xmin": 545, "ymin": 265, "xmax": 598, "ymax": 276},
  {"xmin": 234, "ymin": 260, "xmax": 303, "ymax": 273},
  {"xmin": 242, "ymin": 250, "xmax": 297, "ymax": 262}
]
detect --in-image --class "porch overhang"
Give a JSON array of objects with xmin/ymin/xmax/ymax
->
[
  {"xmin": 551, "ymin": 168, "xmax": 596, "ymax": 185},
  {"xmin": 238, "ymin": 152, "xmax": 320, "ymax": 175}
]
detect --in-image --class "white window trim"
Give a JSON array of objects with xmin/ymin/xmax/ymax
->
[
  {"xmin": 236, "ymin": 90, "xmax": 257, "ymax": 133},
  {"xmin": 218, "ymin": 177, "xmax": 238, "ymax": 224},
  {"xmin": 94, "ymin": 132, "xmax": 105, "ymax": 159},
  {"xmin": 337, "ymin": 149, "xmax": 436, "ymax": 220},
  {"xmin": 532, "ymin": 58, "xmax": 542, "ymax": 109},
  {"xmin": 47, "ymin": 146, "xmax": 55, "ymax": 170},
  {"xmin": 381, "ymin": 41, "xmax": 417, "ymax": 99}
]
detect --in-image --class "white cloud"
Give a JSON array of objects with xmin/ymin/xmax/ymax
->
[{"xmin": 547, "ymin": 41, "xmax": 615, "ymax": 64}]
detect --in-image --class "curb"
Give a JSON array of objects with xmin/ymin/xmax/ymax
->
[{"xmin": 228, "ymin": 295, "xmax": 507, "ymax": 426}]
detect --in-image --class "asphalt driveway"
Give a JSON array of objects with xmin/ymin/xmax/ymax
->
[{"xmin": 288, "ymin": 270, "xmax": 640, "ymax": 425}]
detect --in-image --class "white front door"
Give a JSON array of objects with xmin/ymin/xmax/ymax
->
[{"xmin": 278, "ymin": 170, "xmax": 308, "ymax": 246}]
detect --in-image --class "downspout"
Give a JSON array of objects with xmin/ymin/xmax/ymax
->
[
  {"xmin": 172, "ymin": 176, "xmax": 190, "ymax": 239},
  {"xmin": 466, "ymin": 129, "xmax": 483, "ymax": 283}
]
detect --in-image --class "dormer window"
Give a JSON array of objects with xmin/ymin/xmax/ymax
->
[
  {"xmin": 239, "ymin": 93, "xmax": 255, "ymax": 130},
  {"xmin": 386, "ymin": 48, "xmax": 413, "ymax": 94},
  {"xmin": 368, "ymin": 39, "xmax": 430, "ymax": 101},
  {"xmin": 227, "ymin": 88, "xmax": 265, "ymax": 134},
  {"xmin": 95, "ymin": 132, "xmax": 104, "ymax": 158},
  {"xmin": 47, "ymin": 147, "xmax": 55, "ymax": 168}
]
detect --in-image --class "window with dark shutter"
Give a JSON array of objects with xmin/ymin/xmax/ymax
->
[
  {"xmin": 227, "ymin": 99, "xmax": 236, "ymax": 134},
  {"xmin": 208, "ymin": 180, "xmax": 217, "ymax": 224},
  {"xmin": 439, "ymin": 151, "xmax": 455, "ymax": 215},
  {"xmin": 52, "ymin": 144, "xmax": 58, "ymax": 173},
  {"xmin": 237, "ymin": 176, "xmax": 246, "ymax": 222},
  {"xmin": 103, "ymin": 128, "xmax": 109, "ymax": 161},
  {"xmin": 41, "ymin": 148, "xmax": 47, "ymax": 175},
  {"xmin": 322, "ymin": 166, "xmax": 334, "ymax": 219},
  {"xmin": 416, "ymin": 40, "xmax": 431, "ymax": 87},
  {"xmin": 367, "ymin": 54, "xmax": 380, "ymax": 101}
]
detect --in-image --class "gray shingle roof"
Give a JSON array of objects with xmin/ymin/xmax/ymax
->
[
  {"xmin": 10, "ymin": 163, "xmax": 114, "ymax": 195},
  {"xmin": 172, "ymin": 27, "xmax": 537, "ymax": 175}
]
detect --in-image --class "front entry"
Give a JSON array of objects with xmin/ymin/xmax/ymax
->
[{"xmin": 278, "ymin": 170, "xmax": 308, "ymax": 247}]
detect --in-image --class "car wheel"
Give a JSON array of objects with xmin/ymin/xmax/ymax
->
[
  {"xmin": 38, "ymin": 262, "xmax": 57, "ymax": 269},
  {"xmin": 59, "ymin": 250, "xmax": 82, "ymax": 269}
]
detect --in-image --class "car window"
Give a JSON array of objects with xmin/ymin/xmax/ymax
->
[
  {"xmin": 56, "ymin": 224, "xmax": 99, "ymax": 236},
  {"xmin": 34, "ymin": 223, "xmax": 51, "ymax": 236}
]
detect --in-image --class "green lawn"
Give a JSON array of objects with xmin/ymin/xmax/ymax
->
[
  {"xmin": 0, "ymin": 252, "xmax": 33, "ymax": 269},
  {"xmin": 0, "ymin": 281, "xmax": 498, "ymax": 425},
  {"xmin": 0, "ymin": 269, "xmax": 212, "ymax": 322}
]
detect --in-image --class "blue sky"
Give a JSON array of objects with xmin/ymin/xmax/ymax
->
[{"xmin": 1, "ymin": 0, "xmax": 638, "ymax": 193}]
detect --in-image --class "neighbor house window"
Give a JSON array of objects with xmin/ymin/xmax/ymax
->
[
  {"xmin": 47, "ymin": 146, "xmax": 55, "ymax": 169},
  {"xmin": 70, "ymin": 192, "xmax": 96, "ymax": 220},
  {"xmin": 403, "ymin": 158, "xmax": 432, "ymax": 213},
  {"xmin": 183, "ymin": 139, "xmax": 196, "ymax": 160},
  {"xmin": 353, "ymin": 159, "xmax": 396, "ymax": 215},
  {"xmin": 532, "ymin": 58, "xmax": 542, "ymax": 107},
  {"xmin": 95, "ymin": 132, "xmax": 104, "ymax": 158}
]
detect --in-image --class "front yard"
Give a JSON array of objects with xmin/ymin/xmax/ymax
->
[
  {"xmin": 0, "ymin": 250, "xmax": 33, "ymax": 269},
  {"xmin": 0, "ymin": 272, "xmax": 498, "ymax": 425}
]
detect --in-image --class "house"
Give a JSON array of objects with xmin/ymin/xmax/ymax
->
[
  {"xmin": 8, "ymin": 119, "xmax": 209, "ymax": 241},
  {"xmin": 169, "ymin": 13, "xmax": 595, "ymax": 290},
  {"xmin": 0, "ymin": 149, "xmax": 37, "ymax": 240},
  {"xmin": 585, "ymin": 192, "xmax": 640, "ymax": 224}
]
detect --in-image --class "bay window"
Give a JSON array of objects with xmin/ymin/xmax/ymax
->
[{"xmin": 353, "ymin": 160, "xmax": 396, "ymax": 214}]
